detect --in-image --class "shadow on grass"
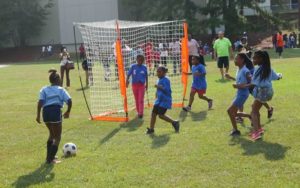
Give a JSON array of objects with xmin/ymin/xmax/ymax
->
[
  {"xmin": 12, "ymin": 163, "xmax": 54, "ymax": 188},
  {"xmin": 229, "ymin": 136, "xmax": 290, "ymax": 161},
  {"xmin": 99, "ymin": 117, "xmax": 143, "ymax": 145},
  {"xmin": 179, "ymin": 110, "xmax": 207, "ymax": 122},
  {"xmin": 149, "ymin": 134, "xmax": 170, "ymax": 149},
  {"xmin": 215, "ymin": 78, "xmax": 231, "ymax": 83}
]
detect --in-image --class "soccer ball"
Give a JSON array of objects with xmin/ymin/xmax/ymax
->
[{"xmin": 63, "ymin": 143, "xmax": 77, "ymax": 157}]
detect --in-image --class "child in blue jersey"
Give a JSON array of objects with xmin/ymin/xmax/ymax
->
[
  {"xmin": 225, "ymin": 53, "xmax": 252, "ymax": 136},
  {"xmin": 146, "ymin": 66, "xmax": 180, "ymax": 134},
  {"xmin": 126, "ymin": 55, "xmax": 148, "ymax": 118},
  {"xmin": 183, "ymin": 56, "xmax": 213, "ymax": 112},
  {"xmin": 36, "ymin": 69, "xmax": 72, "ymax": 164},
  {"xmin": 245, "ymin": 50, "xmax": 282, "ymax": 140}
]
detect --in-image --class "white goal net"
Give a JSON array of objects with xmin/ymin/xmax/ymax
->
[{"xmin": 75, "ymin": 20, "xmax": 189, "ymax": 122}]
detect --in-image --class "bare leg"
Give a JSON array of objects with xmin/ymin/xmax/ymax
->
[
  {"xmin": 150, "ymin": 112, "xmax": 157, "ymax": 130},
  {"xmin": 199, "ymin": 95, "xmax": 212, "ymax": 102},
  {"xmin": 219, "ymin": 68, "xmax": 224, "ymax": 79},
  {"xmin": 251, "ymin": 100, "xmax": 263, "ymax": 131},
  {"xmin": 225, "ymin": 66, "xmax": 229, "ymax": 74},
  {"xmin": 227, "ymin": 104, "xmax": 238, "ymax": 130},
  {"xmin": 188, "ymin": 91, "xmax": 196, "ymax": 106},
  {"xmin": 158, "ymin": 114, "xmax": 175, "ymax": 124},
  {"xmin": 263, "ymin": 103, "xmax": 270, "ymax": 110}
]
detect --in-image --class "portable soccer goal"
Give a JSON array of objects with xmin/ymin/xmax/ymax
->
[{"xmin": 74, "ymin": 20, "xmax": 189, "ymax": 122}]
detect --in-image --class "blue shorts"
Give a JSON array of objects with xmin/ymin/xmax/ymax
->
[
  {"xmin": 233, "ymin": 94, "xmax": 249, "ymax": 108},
  {"xmin": 43, "ymin": 105, "xmax": 62, "ymax": 123}
]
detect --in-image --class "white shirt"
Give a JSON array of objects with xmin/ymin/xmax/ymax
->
[
  {"xmin": 159, "ymin": 43, "xmax": 168, "ymax": 57},
  {"xmin": 188, "ymin": 39, "xmax": 199, "ymax": 56},
  {"xmin": 47, "ymin": 45, "xmax": 52, "ymax": 52},
  {"xmin": 169, "ymin": 41, "xmax": 181, "ymax": 55}
]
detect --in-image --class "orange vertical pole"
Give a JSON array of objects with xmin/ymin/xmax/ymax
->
[
  {"xmin": 181, "ymin": 22, "xmax": 189, "ymax": 105},
  {"xmin": 116, "ymin": 21, "xmax": 128, "ymax": 120}
]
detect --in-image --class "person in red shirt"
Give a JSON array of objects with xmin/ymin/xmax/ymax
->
[
  {"xmin": 276, "ymin": 31, "xmax": 284, "ymax": 58},
  {"xmin": 79, "ymin": 43, "xmax": 86, "ymax": 60},
  {"xmin": 144, "ymin": 39, "xmax": 153, "ymax": 72}
]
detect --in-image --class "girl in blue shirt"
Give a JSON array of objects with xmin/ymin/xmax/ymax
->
[
  {"xmin": 244, "ymin": 50, "xmax": 282, "ymax": 140},
  {"xmin": 36, "ymin": 69, "xmax": 72, "ymax": 164},
  {"xmin": 126, "ymin": 55, "xmax": 148, "ymax": 118},
  {"xmin": 225, "ymin": 53, "xmax": 252, "ymax": 136},
  {"xmin": 183, "ymin": 56, "xmax": 213, "ymax": 112},
  {"xmin": 146, "ymin": 66, "xmax": 180, "ymax": 134}
]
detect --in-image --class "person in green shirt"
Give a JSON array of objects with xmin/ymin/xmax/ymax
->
[{"xmin": 213, "ymin": 31, "xmax": 234, "ymax": 79}]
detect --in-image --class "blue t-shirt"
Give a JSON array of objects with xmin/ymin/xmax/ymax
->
[
  {"xmin": 252, "ymin": 66, "xmax": 279, "ymax": 88},
  {"xmin": 39, "ymin": 86, "xmax": 71, "ymax": 107},
  {"xmin": 127, "ymin": 64, "xmax": 148, "ymax": 84},
  {"xmin": 154, "ymin": 76, "xmax": 172, "ymax": 109},
  {"xmin": 236, "ymin": 65, "xmax": 250, "ymax": 96},
  {"xmin": 192, "ymin": 64, "xmax": 207, "ymax": 90}
]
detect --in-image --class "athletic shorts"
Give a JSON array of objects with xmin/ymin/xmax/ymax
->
[
  {"xmin": 217, "ymin": 57, "xmax": 229, "ymax": 68},
  {"xmin": 191, "ymin": 87, "xmax": 206, "ymax": 95},
  {"xmin": 233, "ymin": 94, "xmax": 249, "ymax": 108},
  {"xmin": 43, "ymin": 105, "xmax": 62, "ymax": 123},
  {"xmin": 252, "ymin": 87, "xmax": 273, "ymax": 103},
  {"xmin": 152, "ymin": 105, "xmax": 167, "ymax": 115}
]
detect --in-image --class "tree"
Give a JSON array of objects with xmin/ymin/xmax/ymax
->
[
  {"xmin": 0, "ymin": 0, "xmax": 53, "ymax": 47},
  {"xmin": 199, "ymin": 0, "xmax": 288, "ymax": 38},
  {"xmin": 120, "ymin": 0, "xmax": 200, "ymax": 34}
]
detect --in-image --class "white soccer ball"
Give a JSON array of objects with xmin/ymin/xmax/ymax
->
[{"xmin": 63, "ymin": 143, "xmax": 77, "ymax": 157}]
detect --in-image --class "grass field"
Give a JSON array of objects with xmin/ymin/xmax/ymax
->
[{"xmin": 1, "ymin": 49, "xmax": 300, "ymax": 187}]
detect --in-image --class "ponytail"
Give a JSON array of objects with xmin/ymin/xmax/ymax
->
[{"xmin": 48, "ymin": 68, "xmax": 60, "ymax": 85}]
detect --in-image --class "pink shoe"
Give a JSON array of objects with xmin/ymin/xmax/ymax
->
[
  {"xmin": 258, "ymin": 128, "xmax": 264, "ymax": 135},
  {"xmin": 251, "ymin": 131, "xmax": 262, "ymax": 141}
]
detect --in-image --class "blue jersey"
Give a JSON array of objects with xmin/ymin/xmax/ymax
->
[
  {"xmin": 192, "ymin": 64, "xmax": 207, "ymax": 90},
  {"xmin": 154, "ymin": 76, "xmax": 172, "ymax": 109},
  {"xmin": 127, "ymin": 64, "xmax": 148, "ymax": 84},
  {"xmin": 236, "ymin": 65, "xmax": 250, "ymax": 96},
  {"xmin": 39, "ymin": 86, "xmax": 71, "ymax": 107},
  {"xmin": 252, "ymin": 66, "xmax": 279, "ymax": 88}
]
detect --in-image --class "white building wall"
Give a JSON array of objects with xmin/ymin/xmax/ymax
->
[{"xmin": 58, "ymin": 0, "xmax": 119, "ymax": 46}]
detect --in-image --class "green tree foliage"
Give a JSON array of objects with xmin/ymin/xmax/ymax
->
[
  {"xmin": 121, "ymin": 0, "xmax": 288, "ymax": 38},
  {"xmin": 120, "ymin": 0, "xmax": 200, "ymax": 34},
  {"xmin": 0, "ymin": 0, "xmax": 53, "ymax": 47}
]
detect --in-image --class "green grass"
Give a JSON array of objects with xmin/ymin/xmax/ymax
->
[{"xmin": 1, "ymin": 50, "xmax": 300, "ymax": 187}]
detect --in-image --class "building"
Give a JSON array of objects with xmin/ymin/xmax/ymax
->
[{"xmin": 30, "ymin": 0, "xmax": 119, "ymax": 49}]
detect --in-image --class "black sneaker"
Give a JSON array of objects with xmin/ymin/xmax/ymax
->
[
  {"xmin": 172, "ymin": 121, "xmax": 180, "ymax": 133},
  {"xmin": 230, "ymin": 129, "xmax": 241, "ymax": 136},
  {"xmin": 146, "ymin": 128, "xmax": 154, "ymax": 134}
]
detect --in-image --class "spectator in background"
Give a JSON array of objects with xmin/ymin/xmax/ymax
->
[
  {"xmin": 79, "ymin": 43, "xmax": 86, "ymax": 60},
  {"xmin": 272, "ymin": 33, "xmax": 277, "ymax": 49},
  {"xmin": 40, "ymin": 46, "xmax": 46, "ymax": 58},
  {"xmin": 188, "ymin": 34, "xmax": 200, "ymax": 71},
  {"xmin": 283, "ymin": 34, "xmax": 288, "ymax": 48},
  {"xmin": 47, "ymin": 45, "xmax": 53, "ymax": 56},
  {"xmin": 289, "ymin": 33, "xmax": 296, "ymax": 48},
  {"xmin": 276, "ymin": 31, "xmax": 284, "ymax": 58},
  {"xmin": 213, "ymin": 31, "xmax": 234, "ymax": 79}
]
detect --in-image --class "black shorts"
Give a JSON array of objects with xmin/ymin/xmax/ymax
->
[
  {"xmin": 217, "ymin": 56, "xmax": 229, "ymax": 68},
  {"xmin": 43, "ymin": 105, "xmax": 62, "ymax": 123},
  {"xmin": 152, "ymin": 105, "xmax": 167, "ymax": 115}
]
